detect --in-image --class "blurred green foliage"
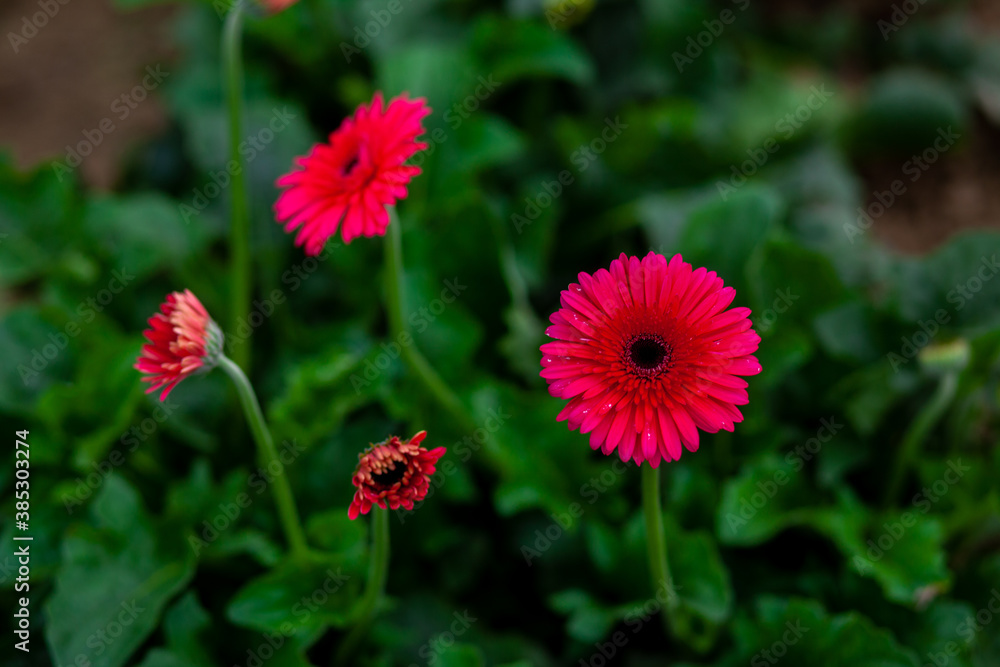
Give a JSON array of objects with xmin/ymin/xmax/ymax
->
[{"xmin": 1, "ymin": 0, "xmax": 1000, "ymax": 665}]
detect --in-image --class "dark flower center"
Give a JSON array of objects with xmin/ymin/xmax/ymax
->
[
  {"xmin": 626, "ymin": 334, "xmax": 671, "ymax": 377},
  {"xmin": 342, "ymin": 153, "xmax": 360, "ymax": 175},
  {"xmin": 371, "ymin": 463, "xmax": 406, "ymax": 487}
]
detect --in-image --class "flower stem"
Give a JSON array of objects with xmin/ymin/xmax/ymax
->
[
  {"xmin": 223, "ymin": 2, "xmax": 251, "ymax": 373},
  {"xmin": 383, "ymin": 208, "xmax": 475, "ymax": 431},
  {"xmin": 641, "ymin": 464, "xmax": 676, "ymax": 638},
  {"xmin": 884, "ymin": 372, "xmax": 959, "ymax": 507},
  {"xmin": 219, "ymin": 355, "xmax": 308, "ymax": 558},
  {"xmin": 335, "ymin": 507, "xmax": 390, "ymax": 666}
]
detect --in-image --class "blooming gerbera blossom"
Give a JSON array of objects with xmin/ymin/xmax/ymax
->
[
  {"xmin": 348, "ymin": 431, "xmax": 446, "ymax": 520},
  {"xmin": 540, "ymin": 252, "xmax": 761, "ymax": 467},
  {"xmin": 135, "ymin": 290, "xmax": 224, "ymax": 400},
  {"xmin": 274, "ymin": 92, "xmax": 431, "ymax": 255}
]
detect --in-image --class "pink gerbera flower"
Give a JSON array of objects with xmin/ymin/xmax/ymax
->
[
  {"xmin": 274, "ymin": 92, "xmax": 431, "ymax": 255},
  {"xmin": 540, "ymin": 252, "xmax": 762, "ymax": 467},
  {"xmin": 348, "ymin": 431, "xmax": 445, "ymax": 520},
  {"xmin": 134, "ymin": 290, "xmax": 224, "ymax": 400}
]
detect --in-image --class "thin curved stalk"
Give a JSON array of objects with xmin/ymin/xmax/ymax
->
[
  {"xmin": 219, "ymin": 355, "xmax": 309, "ymax": 557},
  {"xmin": 383, "ymin": 208, "xmax": 474, "ymax": 431},
  {"xmin": 884, "ymin": 372, "xmax": 959, "ymax": 507},
  {"xmin": 641, "ymin": 465, "xmax": 676, "ymax": 638},
  {"xmin": 223, "ymin": 2, "xmax": 251, "ymax": 372},
  {"xmin": 334, "ymin": 508, "xmax": 390, "ymax": 666}
]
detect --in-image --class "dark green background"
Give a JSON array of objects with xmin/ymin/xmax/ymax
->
[{"xmin": 1, "ymin": 0, "xmax": 999, "ymax": 665}]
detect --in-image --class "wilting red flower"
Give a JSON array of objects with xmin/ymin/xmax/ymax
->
[
  {"xmin": 274, "ymin": 92, "xmax": 431, "ymax": 255},
  {"xmin": 540, "ymin": 252, "xmax": 761, "ymax": 467},
  {"xmin": 135, "ymin": 290, "xmax": 224, "ymax": 400},
  {"xmin": 348, "ymin": 431, "xmax": 445, "ymax": 520}
]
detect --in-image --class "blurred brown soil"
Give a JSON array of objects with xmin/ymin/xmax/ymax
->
[
  {"xmin": 857, "ymin": 117, "xmax": 1000, "ymax": 254},
  {"xmin": 0, "ymin": 0, "xmax": 175, "ymax": 189},
  {"xmin": 1, "ymin": 0, "xmax": 1000, "ymax": 253},
  {"xmin": 862, "ymin": 0, "xmax": 1000, "ymax": 255},
  {"xmin": 763, "ymin": 0, "xmax": 1000, "ymax": 254}
]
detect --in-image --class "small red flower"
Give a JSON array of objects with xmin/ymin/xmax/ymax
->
[
  {"xmin": 135, "ymin": 290, "xmax": 224, "ymax": 400},
  {"xmin": 540, "ymin": 252, "xmax": 761, "ymax": 467},
  {"xmin": 259, "ymin": 0, "xmax": 298, "ymax": 11},
  {"xmin": 274, "ymin": 92, "xmax": 431, "ymax": 255},
  {"xmin": 348, "ymin": 431, "xmax": 445, "ymax": 520}
]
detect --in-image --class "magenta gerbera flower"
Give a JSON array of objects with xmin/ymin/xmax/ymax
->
[
  {"xmin": 135, "ymin": 290, "xmax": 224, "ymax": 400},
  {"xmin": 274, "ymin": 92, "xmax": 431, "ymax": 255},
  {"xmin": 348, "ymin": 431, "xmax": 445, "ymax": 520},
  {"xmin": 540, "ymin": 252, "xmax": 762, "ymax": 467}
]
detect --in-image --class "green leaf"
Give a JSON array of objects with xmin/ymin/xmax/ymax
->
[
  {"xmin": 45, "ymin": 477, "xmax": 196, "ymax": 667},
  {"xmin": 887, "ymin": 232, "xmax": 1000, "ymax": 333},
  {"xmin": 82, "ymin": 193, "xmax": 209, "ymax": 281},
  {"xmin": 664, "ymin": 521, "xmax": 733, "ymax": 625},
  {"xmin": 470, "ymin": 17, "xmax": 594, "ymax": 85},
  {"xmin": 548, "ymin": 589, "xmax": 617, "ymax": 644},
  {"xmin": 847, "ymin": 68, "xmax": 967, "ymax": 157},
  {"xmin": 377, "ymin": 42, "xmax": 474, "ymax": 116},
  {"xmin": 729, "ymin": 597, "xmax": 919, "ymax": 667},
  {"xmin": 716, "ymin": 454, "xmax": 817, "ymax": 546},
  {"xmin": 667, "ymin": 185, "xmax": 779, "ymax": 296},
  {"xmin": 841, "ymin": 512, "xmax": 950, "ymax": 606},
  {"xmin": 226, "ymin": 553, "xmax": 363, "ymax": 638},
  {"xmin": 305, "ymin": 510, "xmax": 368, "ymax": 560},
  {"xmin": 437, "ymin": 644, "xmax": 487, "ymax": 667},
  {"xmin": 0, "ymin": 155, "xmax": 78, "ymax": 286},
  {"xmin": 136, "ymin": 592, "xmax": 214, "ymax": 667}
]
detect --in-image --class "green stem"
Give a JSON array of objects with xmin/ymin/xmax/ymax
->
[
  {"xmin": 384, "ymin": 208, "xmax": 474, "ymax": 431},
  {"xmin": 223, "ymin": 2, "xmax": 251, "ymax": 373},
  {"xmin": 884, "ymin": 372, "xmax": 959, "ymax": 507},
  {"xmin": 219, "ymin": 355, "xmax": 308, "ymax": 557},
  {"xmin": 335, "ymin": 508, "xmax": 390, "ymax": 666},
  {"xmin": 641, "ymin": 464, "xmax": 676, "ymax": 638}
]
